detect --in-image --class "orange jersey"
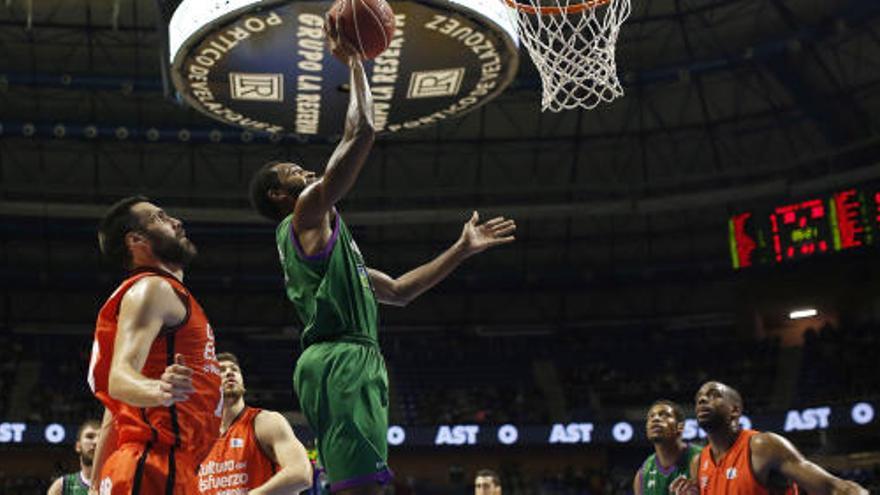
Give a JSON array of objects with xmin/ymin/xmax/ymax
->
[
  {"xmin": 88, "ymin": 267, "xmax": 222, "ymax": 463},
  {"xmin": 698, "ymin": 430, "xmax": 798, "ymax": 495},
  {"xmin": 198, "ymin": 407, "xmax": 279, "ymax": 494}
]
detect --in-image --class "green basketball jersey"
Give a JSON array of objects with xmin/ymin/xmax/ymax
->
[
  {"xmin": 639, "ymin": 444, "xmax": 702, "ymax": 495},
  {"xmin": 277, "ymin": 213, "xmax": 379, "ymax": 347},
  {"xmin": 61, "ymin": 472, "xmax": 90, "ymax": 495}
]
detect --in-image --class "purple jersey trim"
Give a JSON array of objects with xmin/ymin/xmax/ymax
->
[
  {"xmin": 290, "ymin": 212, "xmax": 341, "ymax": 261},
  {"xmin": 329, "ymin": 468, "xmax": 393, "ymax": 492},
  {"xmin": 655, "ymin": 443, "xmax": 693, "ymax": 476},
  {"xmin": 656, "ymin": 460, "xmax": 677, "ymax": 476}
]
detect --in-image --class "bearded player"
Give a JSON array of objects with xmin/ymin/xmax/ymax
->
[
  {"xmin": 47, "ymin": 419, "xmax": 101, "ymax": 495},
  {"xmin": 87, "ymin": 196, "xmax": 222, "ymax": 494},
  {"xmin": 248, "ymin": 22, "xmax": 516, "ymax": 495},
  {"xmin": 670, "ymin": 381, "xmax": 867, "ymax": 495},
  {"xmin": 198, "ymin": 352, "xmax": 313, "ymax": 495}
]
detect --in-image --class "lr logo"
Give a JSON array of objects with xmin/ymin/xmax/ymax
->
[
  {"xmin": 407, "ymin": 68, "xmax": 465, "ymax": 98},
  {"xmin": 229, "ymin": 73, "xmax": 284, "ymax": 101}
]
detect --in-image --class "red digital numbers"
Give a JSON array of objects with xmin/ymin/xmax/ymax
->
[
  {"xmin": 770, "ymin": 199, "xmax": 827, "ymax": 263},
  {"xmin": 833, "ymin": 189, "xmax": 864, "ymax": 250},
  {"xmin": 730, "ymin": 187, "xmax": 877, "ymax": 269},
  {"xmin": 875, "ymin": 191, "xmax": 880, "ymax": 225}
]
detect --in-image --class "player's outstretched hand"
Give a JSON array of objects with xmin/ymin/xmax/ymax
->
[
  {"xmin": 459, "ymin": 211, "xmax": 516, "ymax": 256},
  {"xmin": 324, "ymin": 11, "xmax": 360, "ymax": 63},
  {"xmin": 157, "ymin": 353, "xmax": 194, "ymax": 406},
  {"xmin": 669, "ymin": 475, "xmax": 698, "ymax": 495}
]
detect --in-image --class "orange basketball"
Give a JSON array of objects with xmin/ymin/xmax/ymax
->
[{"xmin": 328, "ymin": 0, "xmax": 396, "ymax": 60}]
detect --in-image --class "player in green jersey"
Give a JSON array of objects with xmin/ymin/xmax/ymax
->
[
  {"xmin": 633, "ymin": 400, "xmax": 702, "ymax": 495},
  {"xmin": 47, "ymin": 419, "xmax": 100, "ymax": 495},
  {"xmin": 248, "ymin": 24, "xmax": 516, "ymax": 495}
]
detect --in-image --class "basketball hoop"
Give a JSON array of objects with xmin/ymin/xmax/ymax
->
[{"xmin": 504, "ymin": 0, "xmax": 630, "ymax": 112}]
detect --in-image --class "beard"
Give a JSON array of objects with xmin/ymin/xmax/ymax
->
[
  {"xmin": 145, "ymin": 228, "xmax": 197, "ymax": 267},
  {"xmin": 223, "ymin": 385, "xmax": 245, "ymax": 402},
  {"xmin": 81, "ymin": 451, "xmax": 94, "ymax": 467},
  {"xmin": 697, "ymin": 411, "xmax": 728, "ymax": 432}
]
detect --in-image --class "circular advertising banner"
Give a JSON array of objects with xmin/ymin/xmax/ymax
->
[{"xmin": 169, "ymin": 0, "xmax": 519, "ymax": 136}]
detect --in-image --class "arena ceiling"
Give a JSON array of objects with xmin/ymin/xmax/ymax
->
[{"xmin": 1, "ymin": 0, "xmax": 879, "ymax": 331}]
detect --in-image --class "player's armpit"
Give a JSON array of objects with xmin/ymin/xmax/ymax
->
[
  {"xmin": 751, "ymin": 432, "xmax": 868, "ymax": 495},
  {"xmin": 252, "ymin": 411, "xmax": 313, "ymax": 495}
]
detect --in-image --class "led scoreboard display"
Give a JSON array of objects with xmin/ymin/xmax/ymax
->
[{"xmin": 729, "ymin": 187, "xmax": 880, "ymax": 269}]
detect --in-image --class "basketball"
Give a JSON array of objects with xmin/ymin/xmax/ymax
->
[{"xmin": 328, "ymin": 0, "xmax": 396, "ymax": 60}]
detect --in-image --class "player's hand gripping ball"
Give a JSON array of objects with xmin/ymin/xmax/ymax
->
[{"xmin": 326, "ymin": 0, "xmax": 396, "ymax": 60}]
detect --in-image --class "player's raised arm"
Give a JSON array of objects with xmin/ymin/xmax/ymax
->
[
  {"xmin": 368, "ymin": 211, "xmax": 516, "ymax": 306},
  {"xmin": 108, "ymin": 277, "xmax": 193, "ymax": 407},
  {"xmin": 293, "ymin": 20, "xmax": 375, "ymax": 231},
  {"xmin": 751, "ymin": 432, "xmax": 868, "ymax": 495}
]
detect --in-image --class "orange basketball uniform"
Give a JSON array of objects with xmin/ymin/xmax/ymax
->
[
  {"xmin": 88, "ymin": 268, "xmax": 222, "ymax": 495},
  {"xmin": 198, "ymin": 407, "xmax": 280, "ymax": 494},
  {"xmin": 698, "ymin": 429, "xmax": 798, "ymax": 495}
]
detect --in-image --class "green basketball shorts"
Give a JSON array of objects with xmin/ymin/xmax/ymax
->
[{"xmin": 294, "ymin": 341, "xmax": 392, "ymax": 491}]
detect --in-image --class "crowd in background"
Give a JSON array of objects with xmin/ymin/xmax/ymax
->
[
  {"xmin": 1, "ymin": 322, "xmax": 878, "ymax": 494},
  {"xmin": 3, "ymin": 323, "xmax": 880, "ymax": 425}
]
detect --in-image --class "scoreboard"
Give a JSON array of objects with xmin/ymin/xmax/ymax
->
[{"xmin": 729, "ymin": 187, "xmax": 880, "ymax": 269}]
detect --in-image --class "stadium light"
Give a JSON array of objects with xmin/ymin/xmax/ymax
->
[{"xmin": 789, "ymin": 308, "xmax": 818, "ymax": 320}]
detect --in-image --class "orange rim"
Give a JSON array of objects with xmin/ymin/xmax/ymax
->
[{"xmin": 503, "ymin": 0, "xmax": 610, "ymax": 15}]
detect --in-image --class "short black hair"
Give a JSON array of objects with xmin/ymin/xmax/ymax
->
[
  {"xmin": 249, "ymin": 160, "xmax": 285, "ymax": 222},
  {"xmin": 649, "ymin": 399, "xmax": 686, "ymax": 423},
  {"xmin": 76, "ymin": 419, "xmax": 101, "ymax": 440},
  {"xmin": 98, "ymin": 195, "xmax": 150, "ymax": 269},
  {"xmin": 475, "ymin": 469, "xmax": 501, "ymax": 487},
  {"xmin": 216, "ymin": 352, "xmax": 240, "ymax": 367},
  {"xmin": 697, "ymin": 381, "xmax": 745, "ymax": 414}
]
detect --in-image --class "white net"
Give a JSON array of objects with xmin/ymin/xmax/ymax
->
[{"xmin": 506, "ymin": 0, "xmax": 631, "ymax": 112}]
